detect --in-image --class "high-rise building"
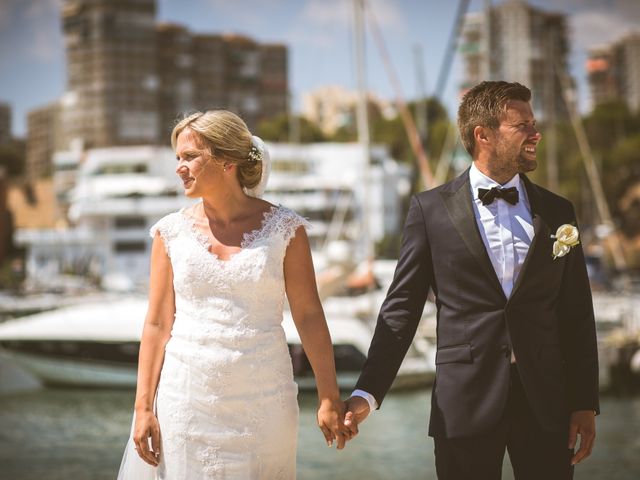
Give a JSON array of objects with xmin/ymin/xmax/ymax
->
[
  {"xmin": 587, "ymin": 33, "xmax": 640, "ymax": 112},
  {"xmin": 61, "ymin": 0, "xmax": 159, "ymax": 149},
  {"xmin": 155, "ymin": 25, "xmax": 230, "ymax": 138},
  {"xmin": 0, "ymin": 102, "xmax": 11, "ymax": 145},
  {"xmin": 156, "ymin": 23, "xmax": 200, "ymax": 139},
  {"xmin": 156, "ymin": 28, "xmax": 287, "ymax": 136},
  {"xmin": 252, "ymin": 41, "xmax": 288, "ymax": 128},
  {"xmin": 460, "ymin": 0, "xmax": 570, "ymax": 120},
  {"xmin": 303, "ymin": 86, "xmax": 358, "ymax": 136},
  {"xmin": 302, "ymin": 85, "xmax": 396, "ymax": 136},
  {"xmin": 586, "ymin": 47, "xmax": 618, "ymax": 107},
  {"xmin": 26, "ymin": 102, "xmax": 62, "ymax": 179},
  {"xmin": 58, "ymin": 1, "xmax": 287, "ymax": 149}
]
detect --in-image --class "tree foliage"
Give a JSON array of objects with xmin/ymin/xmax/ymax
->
[
  {"xmin": 531, "ymin": 101, "xmax": 640, "ymax": 239},
  {"xmin": 257, "ymin": 113, "xmax": 326, "ymax": 143}
]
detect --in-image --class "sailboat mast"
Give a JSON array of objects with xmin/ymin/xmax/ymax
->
[
  {"xmin": 555, "ymin": 62, "xmax": 627, "ymax": 272},
  {"xmin": 482, "ymin": 0, "xmax": 491, "ymax": 80},
  {"xmin": 544, "ymin": 29, "xmax": 559, "ymax": 192},
  {"xmin": 353, "ymin": 0, "xmax": 373, "ymax": 265}
]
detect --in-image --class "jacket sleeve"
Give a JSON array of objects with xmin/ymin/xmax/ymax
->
[
  {"xmin": 354, "ymin": 194, "xmax": 434, "ymax": 407},
  {"xmin": 557, "ymin": 203, "xmax": 600, "ymax": 414}
]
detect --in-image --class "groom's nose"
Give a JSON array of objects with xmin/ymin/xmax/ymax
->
[{"xmin": 528, "ymin": 125, "xmax": 541, "ymax": 142}]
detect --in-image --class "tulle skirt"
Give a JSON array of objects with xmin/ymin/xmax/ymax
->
[{"xmin": 117, "ymin": 413, "xmax": 158, "ymax": 479}]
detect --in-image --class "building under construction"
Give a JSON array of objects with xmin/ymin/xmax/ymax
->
[
  {"xmin": 459, "ymin": 0, "xmax": 571, "ymax": 122},
  {"xmin": 156, "ymin": 25, "xmax": 287, "ymax": 141},
  {"xmin": 55, "ymin": 0, "xmax": 287, "ymax": 154},
  {"xmin": 587, "ymin": 33, "xmax": 640, "ymax": 113}
]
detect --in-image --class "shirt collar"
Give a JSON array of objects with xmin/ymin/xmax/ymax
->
[{"xmin": 469, "ymin": 162, "xmax": 524, "ymax": 201}]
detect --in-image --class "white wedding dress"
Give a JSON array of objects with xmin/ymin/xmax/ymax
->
[{"xmin": 118, "ymin": 203, "xmax": 309, "ymax": 479}]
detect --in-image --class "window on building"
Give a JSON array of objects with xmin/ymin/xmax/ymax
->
[
  {"xmin": 114, "ymin": 216, "xmax": 147, "ymax": 229},
  {"xmin": 114, "ymin": 241, "xmax": 146, "ymax": 252}
]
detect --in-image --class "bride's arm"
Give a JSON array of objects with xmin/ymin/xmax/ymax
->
[
  {"xmin": 133, "ymin": 232, "xmax": 176, "ymax": 466},
  {"xmin": 284, "ymin": 226, "xmax": 351, "ymax": 449}
]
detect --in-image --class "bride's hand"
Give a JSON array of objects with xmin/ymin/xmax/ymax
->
[
  {"xmin": 317, "ymin": 398, "xmax": 352, "ymax": 450},
  {"xmin": 133, "ymin": 410, "xmax": 161, "ymax": 466}
]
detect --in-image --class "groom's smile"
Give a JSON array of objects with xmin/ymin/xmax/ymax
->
[{"xmin": 494, "ymin": 99, "xmax": 541, "ymax": 176}]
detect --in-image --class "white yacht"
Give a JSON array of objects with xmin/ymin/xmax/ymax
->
[
  {"xmin": 16, "ymin": 142, "xmax": 410, "ymax": 291},
  {"xmin": 17, "ymin": 145, "xmax": 192, "ymax": 291},
  {"xmin": 6, "ymin": 141, "xmax": 436, "ymax": 390},
  {"xmin": 0, "ymin": 286, "xmax": 436, "ymax": 390}
]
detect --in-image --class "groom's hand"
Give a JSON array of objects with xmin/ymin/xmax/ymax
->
[
  {"xmin": 343, "ymin": 396, "xmax": 371, "ymax": 438},
  {"xmin": 569, "ymin": 410, "xmax": 596, "ymax": 465}
]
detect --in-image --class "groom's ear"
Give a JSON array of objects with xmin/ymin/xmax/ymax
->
[{"xmin": 473, "ymin": 125, "xmax": 491, "ymax": 147}]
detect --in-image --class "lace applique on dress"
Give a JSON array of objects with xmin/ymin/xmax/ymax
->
[{"xmin": 242, "ymin": 205, "xmax": 311, "ymax": 249}]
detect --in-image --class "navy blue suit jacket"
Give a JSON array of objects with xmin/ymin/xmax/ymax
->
[{"xmin": 355, "ymin": 169, "xmax": 600, "ymax": 438}]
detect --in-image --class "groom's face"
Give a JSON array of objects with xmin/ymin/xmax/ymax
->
[{"xmin": 491, "ymin": 100, "xmax": 541, "ymax": 176}]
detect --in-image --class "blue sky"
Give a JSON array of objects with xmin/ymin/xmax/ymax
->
[{"xmin": 1, "ymin": 0, "xmax": 639, "ymax": 137}]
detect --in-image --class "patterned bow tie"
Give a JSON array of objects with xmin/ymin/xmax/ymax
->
[{"xmin": 478, "ymin": 186, "xmax": 519, "ymax": 206}]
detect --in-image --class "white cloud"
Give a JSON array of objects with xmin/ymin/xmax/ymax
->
[
  {"xmin": 298, "ymin": 0, "xmax": 405, "ymax": 30},
  {"xmin": 547, "ymin": 0, "xmax": 640, "ymax": 18},
  {"xmin": 0, "ymin": 0, "xmax": 63, "ymax": 64},
  {"xmin": 570, "ymin": 9, "xmax": 639, "ymax": 52},
  {"xmin": 0, "ymin": 0, "xmax": 20, "ymax": 31},
  {"xmin": 287, "ymin": 0, "xmax": 407, "ymax": 48},
  {"xmin": 203, "ymin": 0, "xmax": 289, "ymax": 30},
  {"xmin": 21, "ymin": 0, "xmax": 63, "ymax": 62}
]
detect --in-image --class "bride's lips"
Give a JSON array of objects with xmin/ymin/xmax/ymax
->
[{"xmin": 181, "ymin": 176, "xmax": 195, "ymax": 188}]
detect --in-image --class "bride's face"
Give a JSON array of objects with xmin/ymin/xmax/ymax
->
[{"xmin": 175, "ymin": 129, "xmax": 219, "ymax": 198}]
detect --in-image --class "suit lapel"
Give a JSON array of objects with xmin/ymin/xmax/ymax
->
[
  {"xmin": 440, "ymin": 169, "xmax": 506, "ymax": 300},
  {"xmin": 508, "ymin": 174, "xmax": 550, "ymax": 301}
]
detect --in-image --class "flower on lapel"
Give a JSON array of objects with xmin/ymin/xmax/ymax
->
[{"xmin": 551, "ymin": 224, "xmax": 580, "ymax": 259}]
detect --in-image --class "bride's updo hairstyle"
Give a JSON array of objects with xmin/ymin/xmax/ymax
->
[{"xmin": 171, "ymin": 110, "xmax": 263, "ymax": 190}]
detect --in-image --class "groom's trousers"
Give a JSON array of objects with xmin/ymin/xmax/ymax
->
[{"xmin": 433, "ymin": 365, "xmax": 574, "ymax": 480}]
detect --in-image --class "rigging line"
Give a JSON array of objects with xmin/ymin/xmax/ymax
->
[
  {"xmin": 363, "ymin": 0, "xmax": 434, "ymax": 189},
  {"xmin": 435, "ymin": 0, "xmax": 471, "ymax": 100},
  {"xmin": 433, "ymin": 122, "xmax": 460, "ymax": 185},
  {"xmin": 554, "ymin": 60, "xmax": 627, "ymax": 273}
]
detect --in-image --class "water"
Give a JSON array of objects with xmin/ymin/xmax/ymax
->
[{"xmin": 1, "ymin": 385, "xmax": 639, "ymax": 480}]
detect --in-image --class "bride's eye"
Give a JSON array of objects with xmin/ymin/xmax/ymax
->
[{"xmin": 177, "ymin": 154, "xmax": 194, "ymax": 162}]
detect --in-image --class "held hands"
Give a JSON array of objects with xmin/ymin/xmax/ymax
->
[
  {"xmin": 317, "ymin": 398, "xmax": 354, "ymax": 450},
  {"xmin": 133, "ymin": 410, "xmax": 161, "ymax": 467},
  {"xmin": 569, "ymin": 410, "xmax": 596, "ymax": 465},
  {"xmin": 343, "ymin": 396, "xmax": 371, "ymax": 439}
]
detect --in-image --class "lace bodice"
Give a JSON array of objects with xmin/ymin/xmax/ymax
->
[{"xmin": 150, "ymin": 204, "xmax": 310, "ymax": 317}]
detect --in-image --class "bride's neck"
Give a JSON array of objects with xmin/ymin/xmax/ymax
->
[{"xmin": 200, "ymin": 191, "xmax": 250, "ymax": 226}]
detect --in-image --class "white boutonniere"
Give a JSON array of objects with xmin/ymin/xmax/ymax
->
[{"xmin": 551, "ymin": 224, "xmax": 580, "ymax": 259}]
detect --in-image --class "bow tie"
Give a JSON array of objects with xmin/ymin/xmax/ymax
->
[{"xmin": 478, "ymin": 186, "xmax": 519, "ymax": 206}]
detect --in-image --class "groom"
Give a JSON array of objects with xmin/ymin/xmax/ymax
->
[{"xmin": 343, "ymin": 81, "xmax": 599, "ymax": 479}]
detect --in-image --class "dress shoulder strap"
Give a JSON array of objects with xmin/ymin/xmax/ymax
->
[
  {"xmin": 267, "ymin": 206, "xmax": 312, "ymax": 248},
  {"xmin": 149, "ymin": 211, "xmax": 184, "ymax": 256}
]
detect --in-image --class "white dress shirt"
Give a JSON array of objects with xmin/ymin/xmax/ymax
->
[
  {"xmin": 469, "ymin": 162, "xmax": 534, "ymax": 298},
  {"xmin": 352, "ymin": 163, "xmax": 535, "ymax": 411}
]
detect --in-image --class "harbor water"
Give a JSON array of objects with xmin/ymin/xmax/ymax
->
[{"xmin": 0, "ymin": 378, "xmax": 639, "ymax": 479}]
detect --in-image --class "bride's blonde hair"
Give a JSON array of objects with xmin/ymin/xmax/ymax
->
[{"xmin": 171, "ymin": 110, "xmax": 262, "ymax": 190}]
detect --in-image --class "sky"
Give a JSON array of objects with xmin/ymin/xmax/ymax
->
[{"xmin": 1, "ymin": 0, "xmax": 639, "ymax": 137}]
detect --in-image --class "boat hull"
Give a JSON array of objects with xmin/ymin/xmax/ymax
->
[
  {"xmin": 0, "ymin": 340, "xmax": 434, "ymax": 391},
  {"xmin": 0, "ymin": 350, "xmax": 137, "ymax": 388}
]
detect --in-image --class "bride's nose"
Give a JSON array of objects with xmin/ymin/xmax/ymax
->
[{"xmin": 175, "ymin": 158, "xmax": 188, "ymax": 174}]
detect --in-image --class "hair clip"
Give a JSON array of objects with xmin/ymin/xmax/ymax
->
[{"xmin": 247, "ymin": 145, "xmax": 262, "ymax": 164}]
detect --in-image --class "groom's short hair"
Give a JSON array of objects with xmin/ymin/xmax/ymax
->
[{"xmin": 458, "ymin": 81, "xmax": 531, "ymax": 155}]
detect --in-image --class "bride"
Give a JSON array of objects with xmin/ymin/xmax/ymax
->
[{"xmin": 118, "ymin": 110, "xmax": 350, "ymax": 479}]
